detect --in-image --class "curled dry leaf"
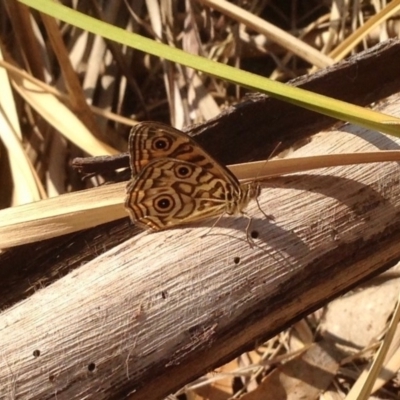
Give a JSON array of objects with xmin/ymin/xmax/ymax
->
[{"xmin": 239, "ymin": 342, "xmax": 340, "ymax": 400}]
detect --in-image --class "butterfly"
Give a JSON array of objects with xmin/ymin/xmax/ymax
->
[{"xmin": 124, "ymin": 122, "xmax": 262, "ymax": 233}]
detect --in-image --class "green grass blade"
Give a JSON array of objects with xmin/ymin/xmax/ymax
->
[{"xmin": 18, "ymin": 0, "xmax": 400, "ymax": 138}]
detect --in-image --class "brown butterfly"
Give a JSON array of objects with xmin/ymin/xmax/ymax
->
[{"xmin": 125, "ymin": 122, "xmax": 261, "ymax": 232}]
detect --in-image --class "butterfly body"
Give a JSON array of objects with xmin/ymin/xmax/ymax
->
[{"xmin": 125, "ymin": 122, "xmax": 260, "ymax": 231}]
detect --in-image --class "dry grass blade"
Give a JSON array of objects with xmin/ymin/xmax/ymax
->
[
  {"xmin": 182, "ymin": 2, "xmax": 220, "ymax": 121},
  {"xmin": 0, "ymin": 182, "xmax": 126, "ymax": 248},
  {"xmin": 2, "ymin": 148, "xmax": 400, "ymax": 248},
  {"xmin": 0, "ymin": 50, "xmax": 43, "ymax": 204},
  {"xmin": 238, "ymin": 343, "xmax": 339, "ymax": 400},
  {"xmin": 345, "ymin": 294, "xmax": 400, "ymax": 399},
  {"xmin": 9, "ymin": 71, "xmax": 117, "ymax": 156},
  {"xmin": 369, "ymin": 324, "xmax": 400, "ymax": 393},
  {"xmin": 199, "ymin": 0, "xmax": 334, "ymax": 68},
  {"xmin": 233, "ymin": 150, "xmax": 400, "ymax": 181},
  {"xmin": 40, "ymin": 12, "xmax": 102, "ymax": 139},
  {"xmin": 0, "ymin": 59, "xmax": 137, "ymax": 126},
  {"xmin": 329, "ymin": 0, "xmax": 400, "ymax": 61}
]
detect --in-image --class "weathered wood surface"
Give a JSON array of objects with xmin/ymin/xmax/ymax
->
[{"xmin": 1, "ymin": 40, "xmax": 400, "ymax": 399}]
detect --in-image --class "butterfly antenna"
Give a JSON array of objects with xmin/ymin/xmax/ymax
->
[
  {"xmin": 254, "ymin": 141, "xmax": 282, "ymax": 221},
  {"xmin": 255, "ymin": 141, "xmax": 282, "ymax": 182}
]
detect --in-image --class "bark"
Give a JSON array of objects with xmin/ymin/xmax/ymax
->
[{"xmin": 1, "ymin": 40, "xmax": 400, "ymax": 400}]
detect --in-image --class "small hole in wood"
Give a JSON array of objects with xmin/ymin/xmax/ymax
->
[
  {"xmin": 233, "ymin": 257, "xmax": 240, "ymax": 264},
  {"xmin": 33, "ymin": 349, "xmax": 40, "ymax": 358},
  {"xmin": 250, "ymin": 230, "xmax": 259, "ymax": 239},
  {"xmin": 49, "ymin": 374, "xmax": 55, "ymax": 382},
  {"xmin": 88, "ymin": 362, "xmax": 96, "ymax": 372},
  {"xmin": 161, "ymin": 290, "xmax": 168, "ymax": 299}
]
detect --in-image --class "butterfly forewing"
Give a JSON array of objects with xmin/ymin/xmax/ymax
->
[
  {"xmin": 125, "ymin": 158, "xmax": 243, "ymax": 231},
  {"xmin": 128, "ymin": 122, "xmax": 239, "ymax": 187}
]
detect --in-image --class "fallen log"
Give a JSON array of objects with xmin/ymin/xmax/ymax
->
[{"xmin": 1, "ymin": 40, "xmax": 400, "ymax": 400}]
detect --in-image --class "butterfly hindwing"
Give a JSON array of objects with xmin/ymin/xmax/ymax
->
[{"xmin": 125, "ymin": 158, "xmax": 240, "ymax": 231}]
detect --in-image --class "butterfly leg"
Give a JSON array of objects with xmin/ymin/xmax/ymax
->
[
  {"xmin": 255, "ymin": 196, "xmax": 275, "ymax": 222},
  {"xmin": 200, "ymin": 214, "xmax": 225, "ymax": 238},
  {"xmin": 240, "ymin": 213, "xmax": 256, "ymax": 248},
  {"xmin": 200, "ymin": 214, "xmax": 257, "ymax": 248}
]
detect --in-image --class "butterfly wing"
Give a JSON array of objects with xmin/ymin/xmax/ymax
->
[
  {"xmin": 125, "ymin": 158, "xmax": 241, "ymax": 231},
  {"xmin": 128, "ymin": 122, "xmax": 240, "ymax": 188}
]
